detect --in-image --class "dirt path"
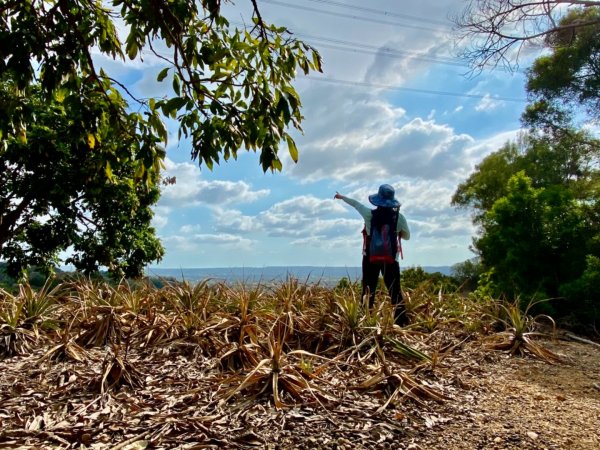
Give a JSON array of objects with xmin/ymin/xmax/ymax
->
[{"xmin": 411, "ymin": 339, "xmax": 600, "ymax": 450}]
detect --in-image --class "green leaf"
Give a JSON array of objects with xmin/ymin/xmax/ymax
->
[
  {"xmin": 157, "ymin": 67, "xmax": 169, "ymax": 82},
  {"xmin": 126, "ymin": 40, "xmax": 138, "ymax": 60},
  {"xmin": 172, "ymin": 74, "xmax": 181, "ymax": 96},
  {"xmin": 105, "ymin": 161, "xmax": 113, "ymax": 180},
  {"xmin": 286, "ymin": 135, "xmax": 298, "ymax": 163}
]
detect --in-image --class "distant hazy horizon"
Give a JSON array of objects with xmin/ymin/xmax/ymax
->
[{"xmin": 145, "ymin": 265, "xmax": 453, "ymax": 286}]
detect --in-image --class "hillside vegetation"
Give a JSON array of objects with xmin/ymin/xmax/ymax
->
[{"xmin": 2, "ymin": 276, "xmax": 598, "ymax": 448}]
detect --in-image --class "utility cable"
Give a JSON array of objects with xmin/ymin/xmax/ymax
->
[
  {"xmin": 304, "ymin": 75, "xmax": 527, "ymax": 103},
  {"xmin": 291, "ymin": 0, "xmax": 450, "ymax": 27},
  {"xmin": 260, "ymin": 0, "xmax": 444, "ymax": 33}
]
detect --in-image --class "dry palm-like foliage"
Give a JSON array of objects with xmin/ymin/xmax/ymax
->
[
  {"xmin": 485, "ymin": 299, "xmax": 562, "ymax": 363},
  {"xmin": 95, "ymin": 345, "xmax": 145, "ymax": 394},
  {"xmin": 0, "ymin": 323, "xmax": 38, "ymax": 357},
  {"xmin": 40, "ymin": 327, "xmax": 91, "ymax": 362},
  {"xmin": 75, "ymin": 305, "xmax": 124, "ymax": 348},
  {"xmin": 0, "ymin": 275, "xmax": 575, "ymax": 448},
  {"xmin": 0, "ymin": 280, "xmax": 61, "ymax": 356},
  {"xmin": 218, "ymin": 313, "xmax": 336, "ymax": 408},
  {"xmin": 1, "ymin": 289, "xmax": 29, "ymax": 356},
  {"xmin": 354, "ymin": 341, "xmax": 446, "ymax": 412},
  {"xmin": 163, "ymin": 278, "xmax": 214, "ymax": 328},
  {"xmin": 129, "ymin": 308, "xmax": 181, "ymax": 348},
  {"xmin": 405, "ymin": 283, "xmax": 484, "ymax": 333}
]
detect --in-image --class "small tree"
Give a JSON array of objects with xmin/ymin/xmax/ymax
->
[{"xmin": 0, "ymin": 0, "xmax": 322, "ymax": 276}]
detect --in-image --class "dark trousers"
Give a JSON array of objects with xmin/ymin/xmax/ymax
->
[{"xmin": 361, "ymin": 255, "xmax": 407, "ymax": 325}]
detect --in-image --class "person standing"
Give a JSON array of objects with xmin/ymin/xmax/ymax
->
[{"xmin": 334, "ymin": 184, "xmax": 410, "ymax": 325}]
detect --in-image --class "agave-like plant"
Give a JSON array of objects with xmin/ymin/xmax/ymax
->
[
  {"xmin": 164, "ymin": 278, "xmax": 213, "ymax": 323},
  {"xmin": 332, "ymin": 287, "xmax": 367, "ymax": 344},
  {"xmin": 354, "ymin": 341, "xmax": 446, "ymax": 411},
  {"xmin": 0, "ymin": 279, "xmax": 63, "ymax": 356},
  {"xmin": 18, "ymin": 278, "xmax": 62, "ymax": 327},
  {"xmin": 485, "ymin": 298, "xmax": 562, "ymax": 363},
  {"xmin": 219, "ymin": 313, "xmax": 337, "ymax": 408},
  {"xmin": 0, "ymin": 288, "xmax": 37, "ymax": 356},
  {"xmin": 75, "ymin": 305, "xmax": 123, "ymax": 348},
  {"xmin": 96, "ymin": 345, "xmax": 144, "ymax": 394},
  {"xmin": 40, "ymin": 326, "xmax": 91, "ymax": 363},
  {"xmin": 129, "ymin": 308, "xmax": 182, "ymax": 348},
  {"xmin": 113, "ymin": 280, "xmax": 156, "ymax": 315}
]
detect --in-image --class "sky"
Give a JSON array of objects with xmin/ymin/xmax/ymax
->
[{"xmin": 100, "ymin": 0, "xmax": 538, "ymax": 270}]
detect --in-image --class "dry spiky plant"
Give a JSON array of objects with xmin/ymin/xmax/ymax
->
[
  {"xmin": 218, "ymin": 313, "xmax": 337, "ymax": 408},
  {"xmin": 1, "ymin": 288, "xmax": 28, "ymax": 356},
  {"xmin": 129, "ymin": 309, "xmax": 181, "ymax": 349},
  {"xmin": 0, "ymin": 280, "xmax": 62, "ymax": 356},
  {"xmin": 17, "ymin": 279, "xmax": 62, "ymax": 327},
  {"xmin": 163, "ymin": 278, "xmax": 213, "ymax": 328},
  {"xmin": 75, "ymin": 305, "xmax": 123, "ymax": 348},
  {"xmin": 40, "ymin": 331, "xmax": 91, "ymax": 362},
  {"xmin": 113, "ymin": 280, "xmax": 156, "ymax": 315},
  {"xmin": 354, "ymin": 341, "xmax": 446, "ymax": 411},
  {"xmin": 485, "ymin": 299, "xmax": 562, "ymax": 363},
  {"xmin": 96, "ymin": 345, "xmax": 144, "ymax": 394},
  {"xmin": 404, "ymin": 283, "xmax": 492, "ymax": 335}
]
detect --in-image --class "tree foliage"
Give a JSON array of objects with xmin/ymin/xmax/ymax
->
[
  {"xmin": 453, "ymin": 1, "xmax": 600, "ymax": 72},
  {"xmin": 450, "ymin": 258, "xmax": 483, "ymax": 292},
  {"xmin": 0, "ymin": 80, "xmax": 165, "ymax": 278},
  {"xmin": 453, "ymin": 131, "xmax": 600, "ymax": 323},
  {"xmin": 477, "ymin": 172, "xmax": 590, "ymax": 298},
  {"xmin": 524, "ymin": 7, "xmax": 600, "ymax": 126},
  {"xmin": 0, "ymin": 0, "xmax": 322, "ymax": 277},
  {"xmin": 453, "ymin": 130, "xmax": 599, "ymax": 221},
  {"xmin": 454, "ymin": 1, "xmax": 600, "ymax": 325}
]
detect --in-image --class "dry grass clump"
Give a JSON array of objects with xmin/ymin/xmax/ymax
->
[
  {"xmin": 483, "ymin": 299, "xmax": 563, "ymax": 363},
  {"xmin": 0, "ymin": 275, "xmax": 563, "ymax": 414}
]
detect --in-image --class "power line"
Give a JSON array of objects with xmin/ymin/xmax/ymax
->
[
  {"xmin": 230, "ymin": 20, "xmax": 461, "ymax": 66},
  {"xmin": 230, "ymin": 22, "xmax": 523, "ymax": 73},
  {"xmin": 295, "ymin": 0, "xmax": 451, "ymax": 27},
  {"xmin": 306, "ymin": 39, "xmax": 523, "ymax": 73},
  {"xmin": 260, "ymin": 0, "xmax": 444, "ymax": 33},
  {"xmin": 304, "ymin": 75, "xmax": 527, "ymax": 103},
  {"xmin": 314, "ymin": 42, "xmax": 469, "ymax": 68},
  {"xmin": 293, "ymin": 31, "xmax": 462, "ymax": 66}
]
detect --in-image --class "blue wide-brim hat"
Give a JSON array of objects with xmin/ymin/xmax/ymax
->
[{"xmin": 369, "ymin": 184, "xmax": 400, "ymax": 208}]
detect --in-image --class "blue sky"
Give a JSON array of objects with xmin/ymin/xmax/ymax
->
[{"xmin": 99, "ymin": 0, "xmax": 537, "ymax": 269}]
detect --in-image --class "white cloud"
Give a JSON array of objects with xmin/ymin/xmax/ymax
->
[
  {"xmin": 158, "ymin": 159, "xmax": 270, "ymax": 207},
  {"xmin": 179, "ymin": 224, "xmax": 202, "ymax": 234},
  {"xmin": 463, "ymin": 129, "xmax": 521, "ymax": 168},
  {"xmin": 133, "ymin": 64, "xmax": 174, "ymax": 99},
  {"xmin": 475, "ymin": 94, "xmax": 504, "ymax": 112},
  {"xmin": 364, "ymin": 33, "xmax": 453, "ymax": 86},
  {"xmin": 151, "ymin": 205, "xmax": 171, "ymax": 229},
  {"xmin": 163, "ymin": 233, "xmax": 254, "ymax": 251},
  {"xmin": 286, "ymin": 85, "xmax": 476, "ymax": 183},
  {"xmin": 129, "ymin": 0, "xmax": 532, "ymax": 268},
  {"xmin": 212, "ymin": 208, "xmax": 263, "ymax": 234},
  {"xmin": 411, "ymin": 214, "xmax": 475, "ymax": 239},
  {"xmin": 392, "ymin": 179, "xmax": 457, "ymax": 215},
  {"xmin": 258, "ymin": 196, "xmax": 357, "ymax": 238}
]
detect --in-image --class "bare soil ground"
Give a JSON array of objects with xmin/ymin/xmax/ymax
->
[
  {"xmin": 410, "ymin": 338, "xmax": 600, "ymax": 450},
  {"xmin": 1, "ymin": 335, "xmax": 599, "ymax": 450}
]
